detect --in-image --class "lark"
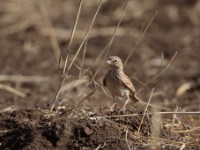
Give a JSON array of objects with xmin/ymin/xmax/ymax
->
[{"xmin": 103, "ymin": 56, "xmax": 140, "ymax": 111}]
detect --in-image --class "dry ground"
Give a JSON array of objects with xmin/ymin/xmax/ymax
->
[{"xmin": 0, "ymin": 0, "xmax": 200, "ymax": 149}]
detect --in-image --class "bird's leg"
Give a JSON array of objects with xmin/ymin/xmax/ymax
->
[
  {"xmin": 110, "ymin": 96, "xmax": 117, "ymax": 112},
  {"xmin": 120, "ymin": 95, "xmax": 131, "ymax": 112},
  {"xmin": 110, "ymin": 103, "xmax": 117, "ymax": 112}
]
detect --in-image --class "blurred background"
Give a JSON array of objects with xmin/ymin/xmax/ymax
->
[{"xmin": 0, "ymin": 0, "xmax": 200, "ymax": 112}]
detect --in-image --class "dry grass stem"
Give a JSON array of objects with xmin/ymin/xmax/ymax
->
[
  {"xmin": 173, "ymin": 126, "xmax": 200, "ymax": 133},
  {"xmin": 94, "ymin": 111, "xmax": 200, "ymax": 119},
  {"xmin": 92, "ymin": 0, "xmax": 129, "ymax": 79},
  {"xmin": 0, "ymin": 19, "xmax": 33, "ymax": 37},
  {"xmin": 143, "ymin": 136, "xmax": 187, "ymax": 150},
  {"xmin": 76, "ymin": 87, "xmax": 99, "ymax": 107},
  {"xmin": 0, "ymin": 75, "xmax": 51, "ymax": 83},
  {"xmin": 37, "ymin": 0, "xmax": 61, "ymax": 63},
  {"xmin": 0, "ymin": 83, "xmax": 26, "ymax": 98},
  {"xmin": 153, "ymin": 51, "xmax": 178, "ymax": 80},
  {"xmin": 172, "ymin": 106, "xmax": 179, "ymax": 130},
  {"xmin": 0, "ymin": 106, "xmax": 19, "ymax": 113},
  {"xmin": 125, "ymin": 128, "xmax": 131, "ymax": 150},
  {"xmin": 180, "ymin": 143, "xmax": 186, "ymax": 150},
  {"xmin": 60, "ymin": 0, "xmax": 83, "ymax": 73},
  {"xmin": 124, "ymin": 11, "xmax": 158, "ymax": 66},
  {"xmin": 55, "ymin": 0, "xmax": 103, "ymax": 110},
  {"xmin": 41, "ymin": 27, "xmax": 139, "ymax": 41},
  {"xmin": 65, "ymin": 0, "xmax": 103, "ymax": 75},
  {"xmin": 138, "ymin": 88, "xmax": 155, "ymax": 133},
  {"xmin": 150, "ymin": 107, "xmax": 161, "ymax": 150},
  {"xmin": 94, "ymin": 144, "xmax": 102, "ymax": 150},
  {"xmin": 60, "ymin": 78, "xmax": 88, "ymax": 93},
  {"xmin": 79, "ymin": 39, "xmax": 88, "ymax": 77},
  {"xmin": 131, "ymin": 76, "xmax": 150, "ymax": 91},
  {"xmin": 50, "ymin": 75, "xmax": 68, "ymax": 112},
  {"xmin": 94, "ymin": 0, "xmax": 128, "ymax": 65},
  {"xmin": 51, "ymin": 0, "xmax": 92, "ymax": 112}
]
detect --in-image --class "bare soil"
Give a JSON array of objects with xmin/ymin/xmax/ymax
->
[{"xmin": 0, "ymin": 0, "xmax": 200, "ymax": 149}]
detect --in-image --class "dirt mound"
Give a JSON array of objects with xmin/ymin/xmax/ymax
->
[{"xmin": 0, "ymin": 107, "xmax": 199, "ymax": 150}]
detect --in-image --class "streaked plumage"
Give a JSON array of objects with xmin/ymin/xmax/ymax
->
[{"xmin": 103, "ymin": 56, "xmax": 140, "ymax": 111}]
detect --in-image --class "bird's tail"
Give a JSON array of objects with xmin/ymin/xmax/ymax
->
[
  {"xmin": 130, "ymin": 94, "xmax": 141, "ymax": 103},
  {"xmin": 131, "ymin": 94, "xmax": 170, "ymax": 111}
]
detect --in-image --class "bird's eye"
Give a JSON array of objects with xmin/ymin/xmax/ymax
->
[{"xmin": 113, "ymin": 59, "xmax": 117, "ymax": 63}]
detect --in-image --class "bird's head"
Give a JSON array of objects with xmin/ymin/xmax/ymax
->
[{"xmin": 106, "ymin": 56, "xmax": 123, "ymax": 69}]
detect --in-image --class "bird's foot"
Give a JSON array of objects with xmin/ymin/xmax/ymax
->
[
  {"xmin": 109, "ymin": 103, "xmax": 117, "ymax": 112},
  {"xmin": 119, "ymin": 107, "xmax": 126, "ymax": 113},
  {"xmin": 119, "ymin": 99, "xmax": 130, "ymax": 113}
]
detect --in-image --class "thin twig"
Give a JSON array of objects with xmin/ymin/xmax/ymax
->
[
  {"xmin": 94, "ymin": 111, "xmax": 200, "ymax": 119},
  {"xmin": 150, "ymin": 107, "xmax": 161, "ymax": 150},
  {"xmin": 142, "ymin": 136, "xmax": 187, "ymax": 149},
  {"xmin": 38, "ymin": 0, "xmax": 61, "ymax": 63},
  {"xmin": 94, "ymin": 0, "xmax": 129, "ymax": 65},
  {"xmin": 180, "ymin": 143, "xmax": 186, "ymax": 150},
  {"xmin": 76, "ymin": 87, "xmax": 99, "ymax": 107},
  {"xmin": 153, "ymin": 51, "xmax": 178, "ymax": 80},
  {"xmin": 55, "ymin": 0, "xmax": 103, "ymax": 109},
  {"xmin": 132, "ymin": 76, "xmax": 150, "ymax": 91},
  {"xmin": 52, "ymin": 0, "xmax": 90, "ymax": 111},
  {"xmin": 92, "ymin": 0, "xmax": 129, "ymax": 79},
  {"xmin": 79, "ymin": 39, "xmax": 88, "ymax": 77},
  {"xmin": 60, "ymin": 0, "xmax": 83, "ymax": 72},
  {"xmin": 172, "ymin": 106, "xmax": 179, "ymax": 130},
  {"xmin": 134, "ymin": 51, "xmax": 178, "ymax": 102},
  {"xmin": 50, "ymin": 75, "xmax": 67, "ymax": 112},
  {"xmin": 0, "ymin": 19, "xmax": 34, "ymax": 37},
  {"xmin": 125, "ymin": 128, "xmax": 131, "ymax": 150},
  {"xmin": 0, "ymin": 75, "xmax": 51, "ymax": 83},
  {"xmin": 124, "ymin": 11, "xmax": 158, "ymax": 66},
  {"xmin": 0, "ymin": 83, "xmax": 26, "ymax": 98},
  {"xmin": 173, "ymin": 126, "xmax": 200, "ymax": 133},
  {"xmin": 65, "ymin": 0, "xmax": 103, "ymax": 75},
  {"xmin": 41, "ymin": 26, "xmax": 139, "ymax": 40},
  {"xmin": 138, "ymin": 88, "xmax": 155, "ymax": 133},
  {"xmin": 60, "ymin": 78, "xmax": 88, "ymax": 93}
]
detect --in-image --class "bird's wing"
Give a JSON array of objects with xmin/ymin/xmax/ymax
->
[
  {"xmin": 103, "ymin": 76, "xmax": 107, "ymax": 86},
  {"xmin": 121, "ymin": 75, "xmax": 141, "ymax": 102},
  {"xmin": 120, "ymin": 73, "xmax": 136, "ymax": 95}
]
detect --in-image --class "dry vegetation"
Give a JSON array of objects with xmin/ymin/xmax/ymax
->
[{"xmin": 0, "ymin": 0, "xmax": 200, "ymax": 149}]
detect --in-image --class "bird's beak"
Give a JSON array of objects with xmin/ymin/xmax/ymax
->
[{"xmin": 107, "ymin": 60, "xmax": 111, "ymax": 64}]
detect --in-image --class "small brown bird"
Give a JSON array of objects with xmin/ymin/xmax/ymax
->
[{"xmin": 103, "ymin": 56, "xmax": 140, "ymax": 111}]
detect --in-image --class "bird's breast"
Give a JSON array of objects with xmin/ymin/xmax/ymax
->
[{"xmin": 105, "ymin": 77, "xmax": 129, "ymax": 97}]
